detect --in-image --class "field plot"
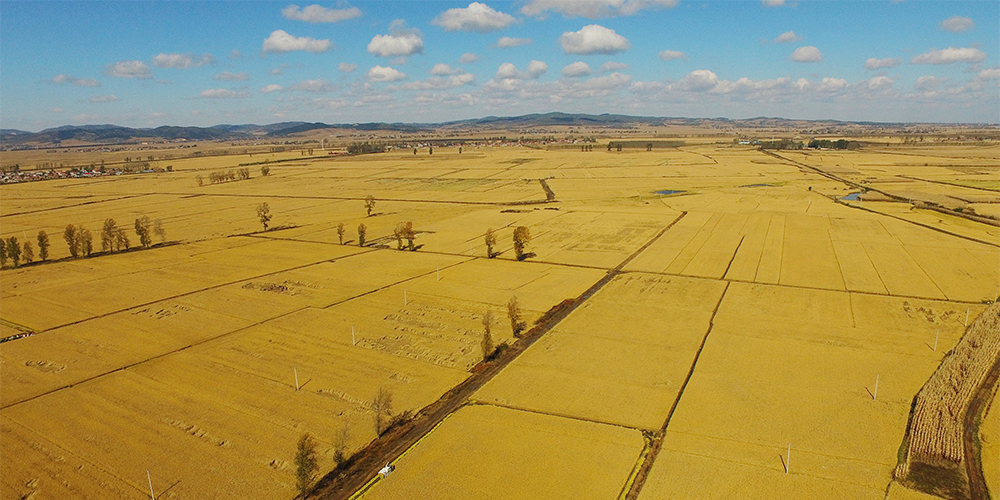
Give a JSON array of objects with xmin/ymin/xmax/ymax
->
[
  {"xmin": 638, "ymin": 281, "xmax": 982, "ymax": 499},
  {"xmin": 476, "ymin": 273, "xmax": 726, "ymax": 430},
  {"xmin": 359, "ymin": 404, "xmax": 644, "ymax": 500}
]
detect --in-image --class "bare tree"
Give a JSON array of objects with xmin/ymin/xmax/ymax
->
[
  {"xmin": 134, "ymin": 215, "xmax": 152, "ymax": 248},
  {"xmin": 358, "ymin": 223, "xmax": 367, "ymax": 246},
  {"xmin": 153, "ymin": 219, "xmax": 166, "ymax": 243},
  {"xmin": 6, "ymin": 237, "xmax": 20, "ymax": 267},
  {"xmin": 393, "ymin": 222, "xmax": 405, "ymax": 250},
  {"xmin": 507, "ymin": 296, "xmax": 526, "ymax": 337},
  {"xmin": 79, "ymin": 227, "xmax": 93, "ymax": 257},
  {"xmin": 0, "ymin": 239, "xmax": 7, "ymax": 267},
  {"xmin": 402, "ymin": 222, "xmax": 416, "ymax": 251},
  {"xmin": 256, "ymin": 202, "xmax": 272, "ymax": 231},
  {"xmin": 333, "ymin": 422, "xmax": 350, "ymax": 467},
  {"xmin": 114, "ymin": 227, "xmax": 130, "ymax": 252},
  {"xmin": 63, "ymin": 225, "xmax": 79, "ymax": 258},
  {"xmin": 372, "ymin": 386, "xmax": 393, "ymax": 436},
  {"xmin": 364, "ymin": 195, "xmax": 376, "ymax": 217},
  {"xmin": 484, "ymin": 228, "xmax": 497, "ymax": 258},
  {"xmin": 37, "ymin": 231, "xmax": 50, "ymax": 261},
  {"xmin": 261, "ymin": 165, "xmax": 270, "ymax": 176},
  {"xmin": 513, "ymin": 226, "xmax": 531, "ymax": 261},
  {"xmin": 481, "ymin": 311, "xmax": 495, "ymax": 362},
  {"xmin": 294, "ymin": 433, "xmax": 318, "ymax": 499},
  {"xmin": 101, "ymin": 219, "xmax": 117, "ymax": 253},
  {"xmin": 336, "ymin": 223, "xmax": 345, "ymax": 245},
  {"xmin": 196, "ymin": 174, "xmax": 204, "ymax": 187},
  {"xmin": 22, "ymin": 241, "xmax": 34, "ymax": 264}
]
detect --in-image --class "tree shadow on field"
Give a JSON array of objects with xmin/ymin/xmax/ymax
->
[{"xmin": 779, "ymin": 454, "xmax": 788, "ymax": 473}]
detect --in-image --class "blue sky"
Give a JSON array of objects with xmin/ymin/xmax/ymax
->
[{"xmin": 1, "ymin": 0, "xmax": 997, "ymax": 130}]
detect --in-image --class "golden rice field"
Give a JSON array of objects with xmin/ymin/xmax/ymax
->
[{"xmin": 1, "ymin": 141, "xmax": 998, "ymax": 500}]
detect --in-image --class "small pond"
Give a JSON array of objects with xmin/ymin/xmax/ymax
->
[
  {"xmin": 655, "ymin": 189, "xmax": 686, "ymax": 195},
  {"xmin": 841, "ymin": 192, "xmax": 862, "ymax": 201}
]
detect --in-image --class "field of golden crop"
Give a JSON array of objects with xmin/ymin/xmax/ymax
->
[{"xmin": 2, "ymin": 141, "xmax": 997, "ymax": 499}]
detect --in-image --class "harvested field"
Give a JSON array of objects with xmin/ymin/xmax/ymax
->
[{"xmin": 895, "ymin": 302, "xmax": 1000, "ymax": 499}]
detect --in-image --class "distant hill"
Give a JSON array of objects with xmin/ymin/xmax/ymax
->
[{"xmin": 2, "ymin": 113, "xmax": 991, "ymax": 147}]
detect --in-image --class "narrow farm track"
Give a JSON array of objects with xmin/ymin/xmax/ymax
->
[
  {"xmin": 623, "ymin": 281, "xmax": 730, "ymax": 500},
  {"xmin": 965, "ymin": 354, "xmax": 1000, "ymax": 500},
  {"xmin": 309, "ymin": 213, "xmax": 687, "ymax": 500}
]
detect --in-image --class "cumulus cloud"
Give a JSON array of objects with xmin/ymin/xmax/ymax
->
[
  {"xmin": 396, "ymin": 72, "xmax": 476, "ymax": 91},
  {"xmin": 601, "ymin": 61, "xmax": 628, "ymax": 72},
  {"xmin": 430, "ymin": 63, "xmax": 462, "ymax": 75},
  {"xmin": 673, "ymin": 69, "xmax": 719, "ymax": 91},
  {"xmin": 338, "ymin": 62, "xmax": 358, "ymax": 73},
  {"xmin": 658, "ymin": 50, "xmax": 685, "ymax": 61},
  {"xmin": 367, "ymin": 32, "xmax": 424, "ymax": 57},
  {"xmin": 432, "ymin": 2, "xmax": 517, "ymax": 32},
  {"xmin": 459, "ymin": 53, "xmax": 479, "ymax": 63},
  {"xmin": 864, "ymin": 57, "xmax": 900, "ymax": 70},
  {"xmin": 88, "ymin": 95, "xmax": 119, "ymax": 103},
  {"xmin": 289, "ymin": 79, "xmax": 335, "ymax": 92},
  {"xmin": 811, "ymin": 77, "xmax": 848, "ymax": 93},
  {"xmin": 559, "ymin": 25, "xmax": 630, "ymax": 55},
  {"xmin": 152, "ymin": 53, "xmax": 214, "ymax": 68},
  {"xmin": 105, "ymin": 60, "xmax": 153, "ymax": 79},
  {"xmin": 940, "ymin": 15, "xmax": 974, "ymax": 33},
  {"xmin": 281, "ymin": 4, "xmax": 362, "ymax": 23},
  {"xmin": 977, "ymin": 67, "xmax": 1000, "ymax": 81},
  {"xmin": 521, "ymin": 0, "xmax": 677, "ymax": 18},
  {"xmin": 914, "ymin": 76, "xmax": 941, "ymax": 90},
  {"xmin": 562, "ymin": 62, "xmax": 592, "ymax": 77},
  {"xmin": 368, "ymin": 65, "xmax": 407, "ymax": 82},
  {"xmin": 911, "ymin": 46, "xmax": 986, "ymax": 64},
  {"xmin": 773, "ymin": 31, "xmax": 801, "ymax": 43},
  {"xmin": 495, "ymin": 60, "xmax": 547, "ymax": 80},
  {"xmin": 761, "ymin": 0, "xmax": 785, "ymax": 6},
  {"xmin": 51, "ymin": 74, "xmax": 100, "ymax": 87},
  {"xmin": 791, "ymin": 46, "xmax": 823, "ymax": 62},
  {"xmin": 262, "ymin": 30, "xmax": 331, "ymax": 54},
  {"xmin": 866, "ymin": 75, "xmax": 894, "ymax": 90},
  {"xmin": 261, "ymin": 84, "xmax": 283, "ymax": 93},
  {"xmin": 200, "ymin": 88, "xmax": 250, "ymax": 99},
  {"xmin": 497, "ymin": 36, "xmax": 531, "ymax": 48},
  {"xmin": 214, "ymin": 71, "xmax": 249, "ymax": 81}
]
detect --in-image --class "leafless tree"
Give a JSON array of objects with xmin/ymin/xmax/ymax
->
[
  {"xmin": 333, "ymin": 422, "xmax": 350, "ymax": 467},
  {"xmin": 37, "ymin": 231, "xmax": 50, "ymax": 260},
  {"xmin": 153, "ymin": 219, "xmax": 166, "ymax": 243},
  {"xmin": 6, "ymin": 237, "xmax": 20, "ymax": 267},
  {"xmin": 101, "ymin": 218, "xmax": 118, "ymax": 253},
  {"xmin": 358, "ymin": 223, "xmax": 367, "ymax": 246},
  {"xmin": 372, "ymin": 386, "xmax": 394, "ymax": 436},
  {"xmin": 337, "ymin": 223, "xmax": 345, "ymax": 245},
  {"xmin": 294, "ymin": 434, "xmax": 318, "ymax": 499},
  {"xmin": 22, "ymin": 240, "xmax": 34, "ymax": 264},
  {"xmin": 508, "ymin": 296, "xmax": 526, "ymax": 337},
  {"xmin": 257, "ymin": 202, "xmax": 272, "ymax": 231},
  {"xmin": 364, "ymin": 195, "xmax": 376, "ymax": 216},
  {"xmin": 513, "ymin": 226, "xmax": 531, "ymax": 261},
  {"xmin": 484, "ymin": 228, "xmax": 497, "ymax": 258},
  {"xmin": 134, "ymin": 215, "xmax": 152, "ymax": 248},
  {"xmin": 481, "ymin": 311, "xmax": 495, "ymax": 362}
]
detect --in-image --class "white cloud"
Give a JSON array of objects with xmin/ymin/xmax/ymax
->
[
  {"xmin": 289, "ymin": 79, "xmax": 335, "ymax": 92},
  {"xmin": 432, "ymin": 2, "xmax": 517, "ymax": 32},
  {"xmin": 495, "ymin": 60, "xmax": 547, "ymax": 80},
  {"xmin": 368, "ymin": 65, "xmax": 407, "ymax": 82},
  {"xmin": 673, "ymin": 69, "xmax": 719, "ymax": 91},
  {"xmin": 658, "ymin": 50, "xmax": 685, "ymax": 61},
  {"xmin": 367, "ymin": 32, "xmax": 424, "ymax": 57},
  {"xmin": 200, "ymin": 88, "xmax": 250, "ymax": 99},
  {"xmin": 105, "ymin": 60, "xmax": 153, "ymax": 79},
  {"xmin": 521, "ymin": 0, "xmax": 677, "ymax": 18},
  {"xmin": 813, "ymin": 77, "xmax": 848, "ymax": 93},
  {"xmin": 262, "ymin": 30, "xmax": 331, "ymax": 54},
  {"xmin": 600, "ymin": 61, "xmax": 628, "ymax": 72},
  {"xmin": 711, "ymin": 76, "xmax": 791, "ymax": 94},
  {"xmin": 52, "ymin": 74, "xmax": 100, "ymax": 87},
  {"xmin": 526, "ymin": 60, "xmax": 548, "ymax": 78},
  {"xmin": 338, "ymin": 62, "xmax": 358, "ymax": 73},
  {"xmin": 761, "ymin": 0, "xmax": 785, "ymax": 6},
  {"xmin": 214, "ymin": 71, "xmax": 249, "ymax": 81},
  {"xmin": 430, "ymin": 63, "xmax": 462, "ymax": 75},
  {"xmin": 497, "ymin": 37, "xmax": 531, "ymax": 48},
  {"xmin": 88, "ymin": 95, "xmax": 119, "ymax": 103},
  {"xmin": 914, "ymin": 76, "xmax": 941, "ymax": 90},
  {"xmin": 940, "ymin": 15, "xmax": 974, "ymax": 33},
  {"xmin": 152, "ymin": 53, "xmax": 214, "ymax": 68},
  {"xmin": 281, "ymin": 4, "xmax": 362, "ymax": 23},
  {"xmin": 864, "ymin": 57, "xmax": 900, "ymax": 70},
  {"xmin": 562, "ymin": 62, "xmax": 592, "ymax": 77},
  {"xmin": 229, "ymin": 50, "xmax": 243, "ymax": 60},
  {"xmin": 977, "ymin": 67, "xmax": 1000, "ymax": 81},
  {"xmin": 459, "ymin": 53, "xmax": 479, "ymax": 64},
  {"xmin": 912, "ymin": 46, "xmax": 986, "ymax": 64},
  {"xmin": 866, "ymin": 76, "xmax": 894, "ymax": 90},
  {"xmin": 261, "ymin": 84, "xmax": 283, "ymax": 93},
  {"xmin": 773, "ymin": 31, "xmax": 801, "ymax": 43},
  {"xmin": 791, "ymin": 46, "xmax": 823, "ymax": 63},
  {"xmin": 559, "ymin": 25, "xmax": 630, "ymax": 55},
  {"xmin": 396, "ymin": 72, "xmax": 476, "ymax": 91}
]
